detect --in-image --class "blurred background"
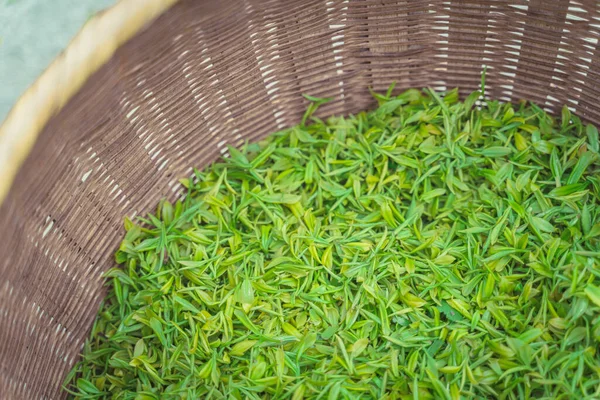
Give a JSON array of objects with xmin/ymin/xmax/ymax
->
[{"xmin": 0, "ymin": 0, "xmax": 115, "ymax": 121}]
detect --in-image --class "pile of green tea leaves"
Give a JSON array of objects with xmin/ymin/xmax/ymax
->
[{"xmin": 66, "ymin": 86, "xmax": 600, "ymax": 400}]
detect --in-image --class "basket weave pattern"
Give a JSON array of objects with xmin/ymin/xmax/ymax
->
[{"xmin": 1, "ymin": 0, "xmax": 600, "ymax": 397}]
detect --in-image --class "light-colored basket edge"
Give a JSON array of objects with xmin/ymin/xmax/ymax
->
[{"xmin": 0, "ymin": 0, "xmax": 178, "ymax": 205}]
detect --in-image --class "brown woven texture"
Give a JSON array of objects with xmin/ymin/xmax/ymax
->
[{"xmin": 1, "ymin": 0, "xmax": 600, "ymax": 397}]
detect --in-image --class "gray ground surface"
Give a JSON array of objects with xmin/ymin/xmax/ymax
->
[{"xmin": 0, "ymin": 0, "xmax": 115, "ymax": 122}]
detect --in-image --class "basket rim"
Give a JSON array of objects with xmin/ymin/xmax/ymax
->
[{"xmin": 0, "ymin": 0, "xmax": 177, "ymax": 205}]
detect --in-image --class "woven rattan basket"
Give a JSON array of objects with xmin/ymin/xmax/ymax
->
[{"xmin": 1, "ymin": 0, "xmax": 600, "ymax": 397}]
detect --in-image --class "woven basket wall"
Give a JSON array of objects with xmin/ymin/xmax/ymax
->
[{"xmin": 1, "ymin": 0, "xmax": 600, "ymax": 397}]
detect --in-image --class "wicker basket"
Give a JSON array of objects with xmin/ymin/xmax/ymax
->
[{"xmin": 1, "ymin": 0, "xmax": 599, "ymax": 397}]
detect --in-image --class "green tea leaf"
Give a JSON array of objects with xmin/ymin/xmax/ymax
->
[
  {"xmin": 530, "ymin": 216, "xmax": 555, "ymax": 233},
  {"xmin": 584, "ymin": 284, "xmax": 600, "ymax": 307},
  {"xmin": 479, "ymin": 146, "xmax": 513, "ymax": 158},
  {"xmin": 261, "ymin": 193, "xmax": 301, "ymax": 204},
  {"xmin": 149, "ymin": 317, "xmax": 167, "ymax": 347}
]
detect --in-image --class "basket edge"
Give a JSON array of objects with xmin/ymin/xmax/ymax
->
[{"xmin": 0, "ymin": 0, "xmax": 178, "ymax": 206}]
